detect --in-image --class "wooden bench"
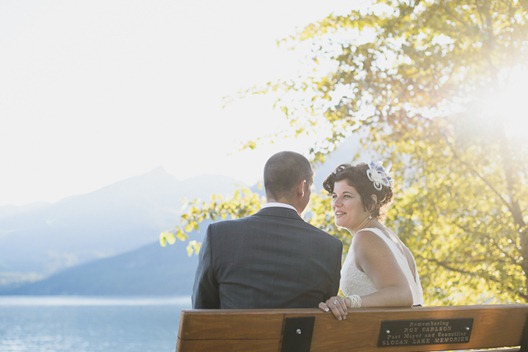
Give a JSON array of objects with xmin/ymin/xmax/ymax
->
[{"xmin": 176, "ymin": 304, "xmax": 528, "ymax": 352}]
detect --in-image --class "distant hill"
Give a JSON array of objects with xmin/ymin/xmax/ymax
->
[
  {"xmin": 2, "ymin": 238, "xmax": 200, "ymax": 296},
  {"xmin": 0, "ymin": 167, "xmax": 241, "ymax": 290},
  {"xmin": 0, "ymin": 138, "xmax": 365, "ymax": 295}
]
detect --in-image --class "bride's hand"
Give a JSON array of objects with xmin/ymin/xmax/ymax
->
[{"xmin": 318, "ymin": 296, "xmax": 348, "ymax": 320}]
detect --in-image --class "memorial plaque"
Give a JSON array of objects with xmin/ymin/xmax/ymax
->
[{"xmin": 378, "ymin": 318, "xmax": 473, "ymax": 347}]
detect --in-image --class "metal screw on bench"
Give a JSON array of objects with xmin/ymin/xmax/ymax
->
[
  {"xmin": 386, "ymin": 330, "xmax": 391, "ymax": 334},
  {"xmin": 296, "ymin": 329, "xmax": 302, "ymax": 335},
  {"xmin": 466, "ymin": 326, "xmax": 470, "ymax": 331}
]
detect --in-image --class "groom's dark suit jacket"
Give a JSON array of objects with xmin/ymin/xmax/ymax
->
[{"xmin": 192, "ymin": 206, "xmax": 343, "ymax": 309}]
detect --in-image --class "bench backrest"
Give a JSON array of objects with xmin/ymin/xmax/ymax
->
[{"xmin": 176, "ymin": 304, "xmax": 528, "ymax": 352}]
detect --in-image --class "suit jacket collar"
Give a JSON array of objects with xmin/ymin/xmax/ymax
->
[
  {"xmin": 255, "ymin": 206, "xmax": 304, "ymax": 221},
  {"xmin": 262, "ymin": 202, "xmax": 297, "ymax": 212}
]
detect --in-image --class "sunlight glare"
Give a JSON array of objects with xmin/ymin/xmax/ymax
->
[{"xmin": 487, "ymin": 66, "xmax": 528, "ymax": 141}]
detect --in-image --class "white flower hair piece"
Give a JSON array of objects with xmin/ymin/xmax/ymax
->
[{"xmin": 366, "ymin": 162, "xmax": 393, "ymax": 191}]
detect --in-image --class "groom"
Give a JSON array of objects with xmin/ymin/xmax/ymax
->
[{"xmin": 192, "ymin": 151, "xmax": 342, "ymax": 309}]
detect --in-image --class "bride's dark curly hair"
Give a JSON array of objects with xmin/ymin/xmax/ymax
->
[{"xmin": 322, "ymin": 163, "xmax": 393, "ymax": 218}]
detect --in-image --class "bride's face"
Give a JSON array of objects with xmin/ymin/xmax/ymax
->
[{"xmin": 332, "ymin": 180, "xmax": 370, "ymax": 231}]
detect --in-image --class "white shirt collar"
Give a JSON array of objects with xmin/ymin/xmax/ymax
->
[{"xmin": 262, "ymin": 202, "xmax": 297, "ymax": 212}]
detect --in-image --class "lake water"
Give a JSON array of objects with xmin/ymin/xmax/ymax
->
[{"xmin": 0, "ymin": 296, "xmax": 191, "ymax": 352}]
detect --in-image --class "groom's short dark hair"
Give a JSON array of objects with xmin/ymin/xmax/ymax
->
[{"xmin": 263, "ymin": 151, "xmax": 313, "ymax": 200}]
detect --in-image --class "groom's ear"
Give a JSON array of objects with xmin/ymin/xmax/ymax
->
[
  {"xmin": 297, "ymin": 179, "xmax": 307, "ymax": 198},
  {"xmin": 295, "ymin": 180, "xmax": 308, "ymax": 198}
]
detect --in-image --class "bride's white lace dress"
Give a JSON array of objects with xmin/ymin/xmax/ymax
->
[{"xmin": 340, "ymin": 227, "xmax": 424, "ymax": 306}]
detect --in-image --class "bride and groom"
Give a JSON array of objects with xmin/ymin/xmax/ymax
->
[{"xmin": 192, "ymin": 151, "xmax": 423, "ymax": 317}]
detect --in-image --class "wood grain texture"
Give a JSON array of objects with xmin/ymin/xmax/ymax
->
[{"xmin": 176, "ymin": 305, "xmax": 528, "ymax": 352}]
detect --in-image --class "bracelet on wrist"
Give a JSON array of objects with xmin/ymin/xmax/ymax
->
[{"xmin": 346, "ymin": 294, "xmax": 362, "ymax": 308}]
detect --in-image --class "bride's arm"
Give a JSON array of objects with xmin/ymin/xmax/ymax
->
[
  {"xmin": 319, "ymin": 230, "xmax": 413, "ymax": 320},
  {"xmin": 353, "ymin": 230, "xmax": 413, "ymax": 308}
]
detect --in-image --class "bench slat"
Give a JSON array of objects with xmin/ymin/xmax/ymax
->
[
  {"xmin": 176, "ymin": 339, "xmax": 279, "ymax": 352},
  {"xmin": 177, "ymin": 304, "xmax": 528, "ymax": 352},
  {"xmin": 179, "ymin": 310, "xmax": 286, "ymax": 339},
  {"xmin": 311, "ymin": 305, "xmax": 527, "ymax": 351}
]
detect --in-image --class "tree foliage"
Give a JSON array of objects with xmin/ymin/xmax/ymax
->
[
  {"xmin": 160, "ymin": 188, "xmax": 263, "ymax": 255},
  {"xmin": 163, "ymin": 0, "xmax": 528, "ymax": 305}
]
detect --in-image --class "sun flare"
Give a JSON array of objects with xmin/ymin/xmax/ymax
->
[{"xmin": 486, "ymin": 66, "xmax": 528, "ymax": 140}]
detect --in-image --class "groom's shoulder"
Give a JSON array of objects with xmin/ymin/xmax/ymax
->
[
  {"xmin": 207, "ymin": 213, "xmax": 259, "ymax": 230},
  {"xmin": 303, "ymin": 221, "xmax": 341, "ymax": 244}
]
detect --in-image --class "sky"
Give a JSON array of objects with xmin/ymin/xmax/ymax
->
[{"xmin": 0, "ymin": 0, "xmax": 354, "ymax": 206}]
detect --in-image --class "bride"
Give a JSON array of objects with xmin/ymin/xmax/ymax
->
[{"xmin": 319, "ymin": 162, "xmax": 423, "ymax": 320}]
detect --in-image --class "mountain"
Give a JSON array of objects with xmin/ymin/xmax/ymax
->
[
  {"xmin": 0, "ymin": 167, "xmax": 241, "ymax": 289},
  {"xmin": 2, "ymin": 238, "xmax": 200, "ymax": 296},
  {"xmin": 0, "ymin": 137, "xmax": 366, "ymax": 295}
]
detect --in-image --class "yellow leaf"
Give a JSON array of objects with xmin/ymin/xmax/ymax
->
[
  {"xmin": 186, "ymin": 240, "xmax": 202, "ymax": 256},
  {"xmin": 176, "ymin": 230, "xmax": 188, "ymax": 241},
  {"xmin": 186, "ymin": 242, "xmax": 194, "ymax": 256},
  {"xmin": 159, "ymin": 234, "xmax": 167, "ymax": 247},
  {"xmin": 167, "ymin": 232, "xmax": 176, "ymax": 245},
  {"xmin": 160, "ymin": 231, "xmax": 176, "ymax": 246}
]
